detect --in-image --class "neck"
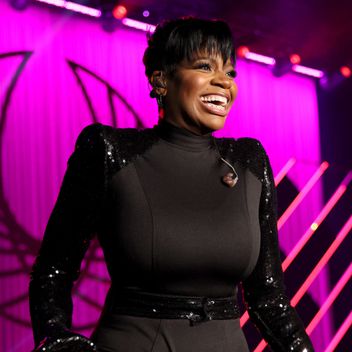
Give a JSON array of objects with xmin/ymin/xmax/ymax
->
[
  {"xmin": 162, "ymin": 116, "xmax": 214, "ymax": 136},
  {"xmin": 154, "ymin": 118, "xmax": 214, "ymax": 151}
]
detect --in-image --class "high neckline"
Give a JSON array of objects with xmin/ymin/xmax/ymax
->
[{"xmin": 154, "ymin": 119, "xmax": 214, "ymax": 151}]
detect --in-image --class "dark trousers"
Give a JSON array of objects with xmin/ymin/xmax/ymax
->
[{"xmin": 91, "ymin": 313, "xmax": 249, "ymax": 352}]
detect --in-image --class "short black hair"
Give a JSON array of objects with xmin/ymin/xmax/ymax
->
[{"xmin": 143, "ymin": 17, "xmax": 235, "ymax": 81}]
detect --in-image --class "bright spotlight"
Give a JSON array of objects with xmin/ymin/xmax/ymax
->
[{"xmin": 113, "ymin": 4, "xmax": 127, "ymax": 19}]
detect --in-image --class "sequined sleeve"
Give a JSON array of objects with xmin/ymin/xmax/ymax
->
[
  {"xmin": 241, "ymin": 140, "xmax": 314, "ymax": 351},
  {"xmin": 28, "ymin": 123, "xmax": 105, "ymax": 351}
]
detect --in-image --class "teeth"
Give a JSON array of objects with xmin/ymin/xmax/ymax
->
[
  {"xmin": 202, "ymin": 102, "xmax": 226, "ymax": 111},
  {"xmin": 200, "ymin": 95, "xmax": 228, "ymax": 106}
]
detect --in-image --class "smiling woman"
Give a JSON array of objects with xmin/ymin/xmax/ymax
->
[
  {"xmin": 29, "ymin": 17, "xmax": 314, "ymax": 352},
  {"xmin": 163, "ymin": 53, "xmax": 238, "ymax": 133},
  {"xmin": 143, "ymin": 17, "xmax": 238, "ymax": 134}
]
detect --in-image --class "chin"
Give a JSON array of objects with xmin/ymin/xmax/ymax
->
[{"xmin": 204, "ymin": 116, "xmax": 227, "ymax": 132}]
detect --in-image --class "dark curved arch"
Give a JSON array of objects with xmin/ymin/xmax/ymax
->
[{"xmin": 67, "ymin": 59, "xmax": 144, "ymax": 128}]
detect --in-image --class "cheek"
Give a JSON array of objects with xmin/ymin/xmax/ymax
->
[
  {"xmin": 182, "ymin": 74, "xmax": 206, "ymax": 93},
  {"xmin": 179, "ymin": 79, "xmax": 203, "ymax": 104},
  {"xmin": 231, "ymin": 82, "xmax": 239, "ymax": 103}
]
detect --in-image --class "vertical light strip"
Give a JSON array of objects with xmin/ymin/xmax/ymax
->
[
  {"xmin": 306, "ymin": 262, "xmax": 352, "ymax": 335},
  {"xmin": 254, "ymin": 262, "xmax": 352, "ymax": 352},
  {"xmin": 291, "ymin": 216, "xmax": 352, "ymax": 306},
  {"xmin": 240, "ymin": 171, "xmax": 351, "ymax": 328},
  {"xmin": 274, "ymin": 158, "xmax": 296, "ymax": 186},
  {"xmin": 278, "ymin": 161, "xmax": 329, "ymax": 230},
  {"xmin": 324, "ymin": 310, "xmax": 352, "ymax": 352},
  {"xmin": 282, "ymin": 171, "xmax": 352, "ymax": 270}
]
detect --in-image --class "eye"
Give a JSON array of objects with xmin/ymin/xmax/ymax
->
[
  {"xmin": 226, "ymin": 70, "xmax": 237, "ymax": 79},
  {"xmin": 196, "ymin": 62, "xmax": 212, "ymax": 71}
]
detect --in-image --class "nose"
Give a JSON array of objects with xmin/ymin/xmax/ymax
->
[{"xmin": 211, "ymin": 70, "xmax": 233, "ymax": 89}]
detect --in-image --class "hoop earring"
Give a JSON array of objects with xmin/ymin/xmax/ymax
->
[{"xmin": 156, "ymin": 94, "xmax": 164, "ymax": 108}]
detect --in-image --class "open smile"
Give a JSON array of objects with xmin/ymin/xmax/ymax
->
[{"xmin": 200, "ymin": 94, "xmax": 230, "ymax": 116}]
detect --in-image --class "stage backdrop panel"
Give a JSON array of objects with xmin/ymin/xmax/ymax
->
[{"xmin": 0, "ymin": 1, "xmax": 329, "ymax": 351}]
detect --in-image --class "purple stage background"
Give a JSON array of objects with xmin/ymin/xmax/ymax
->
[{"xmin": 0, "ymin": 1, "xmax": 330, "ymax": 351}]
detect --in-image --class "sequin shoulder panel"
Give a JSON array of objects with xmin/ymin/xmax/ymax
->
[
  {"xmin": 216, "ymin": 137, "xmax": 314, "ymax": 351},
  {"xmin": 102, "ymin": 124, "xmax": 160, "ymax": 178}
]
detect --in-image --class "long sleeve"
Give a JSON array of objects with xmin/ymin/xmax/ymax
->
[
  {"xmin": 29, "ymin": 123, "xmax": 105, "ymax": 351},
  {"xmin": 241, "ymin": 141, "xmax": 314, "ymax": 351}
]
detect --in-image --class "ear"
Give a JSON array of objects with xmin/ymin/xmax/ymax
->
[{"xmin": 150, "ymin": 70, "xmax": 167, "ymax": 96}]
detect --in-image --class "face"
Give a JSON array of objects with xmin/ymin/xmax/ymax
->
[{"xmin": 162, "ymin": 52, "xmax": 238, "ymax": 135}]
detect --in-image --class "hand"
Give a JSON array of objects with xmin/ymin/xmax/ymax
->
[{"xmin": 33, "ymin": 331, "xmax": 97, "ymax": 352}]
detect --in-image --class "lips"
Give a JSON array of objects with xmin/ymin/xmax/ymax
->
[{"xmin": 200, "ymin": 94, "xmax": 230, "ymax": 116}]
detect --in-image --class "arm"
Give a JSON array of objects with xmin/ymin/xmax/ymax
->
[
  {"xmin": 241, "ymin": 140, "xmax": 314, "ymax": 351},
  {"xmin": 29, "ymin": 123, "xmax": 105, "ymax": 351}
]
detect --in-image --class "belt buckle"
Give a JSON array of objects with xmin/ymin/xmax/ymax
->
[
  {"xmin": 202, "ymin": 297, "xmax": 215, "ymax": 321},
  {"xmin": 187, "ymin": 297, "xmax": 215, "ymax": 325}
]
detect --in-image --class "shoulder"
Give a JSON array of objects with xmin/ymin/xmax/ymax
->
[
  {"xmin": 77, "ymin": 123, "xmax": 159, "ymax": 170},
  {"xmin": 215, "ymin": 136, "xmax": 270, "ymax": 182},
  {"xmin": 215, "ymin": 136, "xmax": 268, "ymax": 163},
  {"xmin": 75, "ymin": 123, "xmax": 155, "ymax": 148},
  {"xmin": 75, "ymin": 123, "xmax": 105, "ymax": 150}
]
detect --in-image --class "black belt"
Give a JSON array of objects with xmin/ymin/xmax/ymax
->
[{"xmin": 109, "ymin": 288, "xmax": 241, "ymax": 325}]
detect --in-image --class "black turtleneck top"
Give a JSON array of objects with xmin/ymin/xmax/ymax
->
[
  {"xmin": 100, "ymin": 119, "xmax": 260, "ymax": 297},
  {"xmin": 29, "ymin": 119, "xmax": 314, "ymax": 351}
]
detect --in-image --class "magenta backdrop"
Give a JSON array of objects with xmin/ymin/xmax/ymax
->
[{"xmin": 0, "ymin": 1, "xmax": 330, "ymax": 351}]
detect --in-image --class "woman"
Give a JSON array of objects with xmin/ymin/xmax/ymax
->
[{"xmin": 29, "ymin": 17, "xmax": 314, "ymax": 351}]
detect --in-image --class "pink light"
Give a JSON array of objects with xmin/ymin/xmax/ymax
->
[
  {"xmin": 244, "ymin": 52, "xmax": 276, "ymax": 66},
  {"xmin": 278, "ymin": 161, "xmax": 329, "ymax": 230},
  {"xmin": 36, "ymin": 0, "xmax": 64, "ymax": 6},
  {"xmin": 122, "ymin": 18, "xmax": 155, "ymax": 32},
  {"xmin": 35, "ymin": 0, "xmax": 101, "ymax": 17},
  {"xmin": 340, "ymin": 66, "xmax": 351, "ymax": 78},
  {"xmin": 237, "ymin": 46, "xmax": 250, "ymax": 58},
  {"xmin": 306, "ymin": 262, "xmax": 352, "ymax": 335},
  {"xmin": 113, "ymin": 5, "xmax": 127, "ymax": 20},
  {"xmin": 291, "ymin": 216, "xmax": 352, "ymax": 306},
  {"xmin": 240, "ymin": 311, "xmax": 249, "ymax": 327},
  {"xmin": 253, "ymin": 339, "xmax": 267, "ymax": 352},
  {"xmin": 241, "ymin": 172, "xmax": 351, "ymax": 329},
  {"xmin": 274, "ymin": 158, "xmax": 296, "ymax": 186},
  {"xmin": 290, "ymin": 54, "xmax": 301, "ymax": 65},
  {"xmin": 282, "ymin": 171, "xmax": 352, "ymax": 271},
  {"xmin": 254, "ymin": 261, "xmax": 352, "ymax": 352},
  {"xmin": 292, "ymin": 64, "xmax": 324, "ymax": 78},
  {"xmin": 325, "ymin": 310, "xmax": 352, "ymax": 352}
]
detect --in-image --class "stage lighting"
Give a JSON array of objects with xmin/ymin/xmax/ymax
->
[
  {"xmin": 100, "ymin": 1, "xmax": 123, "ymax": 32},
  {"xmin": 113, "ymin": 4, "xmax": 127, "ymax": 20},
  {"xmin": 290, "ymin": 54, "xmax": 301, "ymax": 65},
  {"xmin": 237, "ymin": 46, "xmax": 249, "ymax": 58},
  {"xmin": 319, "ymin": 71, "xmax": 347, "ymax": 90},
  {"xmin": 340, "ymin": 66, "xmax": 351, "ymax": 78},
  {"xmin": 10, "ymin": 0, "xmax": 29, "ymax": 11}
]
